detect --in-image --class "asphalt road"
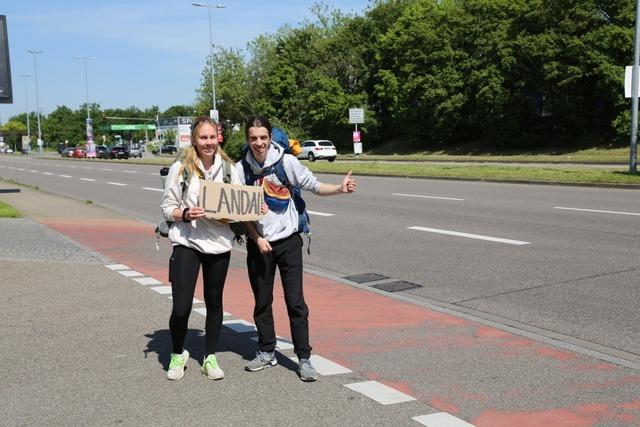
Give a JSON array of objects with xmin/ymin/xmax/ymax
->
[{"xmin": 1, "ymin": 154, "xmax": 639, "ymax": 369}]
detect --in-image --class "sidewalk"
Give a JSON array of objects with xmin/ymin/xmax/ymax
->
[{"xmin": 1, "ymin": 187, "xmax": 639, "ymax": 427}]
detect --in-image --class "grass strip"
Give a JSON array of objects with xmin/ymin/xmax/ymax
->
[{"xmin": 0, "ymin": 200, "xmax": 21, "ymax": 218}]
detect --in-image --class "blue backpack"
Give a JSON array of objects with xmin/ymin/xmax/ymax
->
[{"xmin": 241, "ymin": 128, "xmax": 311, "ymax": 242}]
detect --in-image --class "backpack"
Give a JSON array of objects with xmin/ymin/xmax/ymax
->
[{"xmin": 155, "ymin": 160, "xmax": 245, "ymax": 243}]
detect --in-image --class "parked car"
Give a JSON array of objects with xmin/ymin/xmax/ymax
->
[
  {"xmin": 297, "ymin": 140, "xmax": 337, "ymax": 162},
  {"xmin": 129, "ymin": 145, "xmax": 142, "ymax": 158},
  {"xmin": 95, "ymin": 145, "xmax": 110, "ymax": 159},
  {"xmin": 73, "ymin": 146, "xmax": 87, "ymax": 158},
  {"xmin": 61, "ymin": 147, "xmax": 76, "ymax": 157},
  {"xmin": 161, "ymin": 145, "xmax": 178, "ymax": 155},
  {"xmin": 110, "ymin": 146, "xmax": 129, "ymax": 159}
]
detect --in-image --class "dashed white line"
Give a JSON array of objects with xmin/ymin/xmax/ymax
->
[
  {"xmin": 124, "ymin": 170, "xmax": 138, "ymax": 174},
  {"xmin": 222, "ymin": 319, "xmax": 257, "ymax": 333},
  {"xmin": 143, "ymin": 187, "xmax": 164, "ymax": 192},
  {"xmin": 344, "ymin": 381, "xmax": 416, "ymax": 405},
  {"xmin": 133, "ymin": 277, "xmax": 162, "ymax": 286},
  {"xmin": 107, "ymin": 182, "xmax": 127, "ymax": 186},
  {"xmin": 42, "ymin": 172, "xmax": 53, "ymax": 175},
  {"xmin": 105, "ymin": 264, "xmax": 130, "ymax": 271},
  {"xmin": 394, "ymin": 193, "xmax": 464, "ymax": 201},
  {"xmin": 554, "ymin": 206, "xmax": 640, "ymax": 217},
  {"xmin": 102, "ymin": 168, "xmax": 113, "ymax": 171},
  {"xmin": 17, "ymin": 168, "xmax": 25, "ymax": 171},
  {"xmin": 289, "ymin": 355, "xmax": 352, "ymax": 376},
  {"xmin": 413, "ymin": 412, "xmax": 475, "ymax": 427},
  {"xmin": 117, "ymin": 270, "xmax": 144, "ymax": 277},
  {"xmin": 308, "ymin": 210, "xmax": 335, "ymax": 217},
  {"xmin": 29, "ymin": 169, "xmax": 38, "ymax": 173},
  {"xmin": 60, "ymin": 174, "xmax": 72, "ymax": 178},
  {"xmin": 80, "ymin": 178, "xmax": 95, "ymax": 182},
  {"xmin": 150, "ymin": 286, "xmax": 172, "ymax": 295},
  {"xmin": 408, "ymin": 226, "xmax": 530, "ymax": 246}
]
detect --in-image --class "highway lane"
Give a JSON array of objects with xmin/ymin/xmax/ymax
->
[{"xmin": 1, "ymin": 155, "xmax": 639, "ymax": 363}]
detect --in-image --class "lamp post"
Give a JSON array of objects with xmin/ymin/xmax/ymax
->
[
  {"xmin": 192, "ymin": 2, "xmax": 226, "ymax": 122},
  {"xmin": 26, "ymin": 49, "xmax": 42, "ymax": 154},
  {"xmin": 18, "ymin": 74, "xmax": 31, "ymax": 145},
  {"xmin": 630, "ymin": 0, "xmax": 640, "ymax": 174},
  {"xmin": 74, "ymin": 56, "xmax": 96, "ymax": 156}
]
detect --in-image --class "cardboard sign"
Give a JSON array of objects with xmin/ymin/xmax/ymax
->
[{"xmin": 198, "ymin": 180, "xmax": 263, "ymax": 221}]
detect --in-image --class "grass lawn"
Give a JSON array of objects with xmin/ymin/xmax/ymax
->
[{"xmin": 0, "ymin": 200, "xmax": 21, "ymax": 218}]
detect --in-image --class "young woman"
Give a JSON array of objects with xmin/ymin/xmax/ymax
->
[
  {"xmin": 237, "ymin": 116, "xmax": 357, "ymax": 382},
  {"xmin": 160, "ymin": 116, "xmax": 241, "ymax": 381}
]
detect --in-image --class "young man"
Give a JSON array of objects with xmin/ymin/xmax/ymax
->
[{"xmin": 237, "ymin": 116, "xmax": 357, "ymax": 381}]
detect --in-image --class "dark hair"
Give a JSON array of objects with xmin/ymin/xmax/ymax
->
[{"xmin": 245, "ymin": 115, "xmax": 272, "ymax": 140}]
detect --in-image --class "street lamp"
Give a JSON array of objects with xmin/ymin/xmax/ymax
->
[
  {"xmin": 74, "ymin": 56, "xmax": 96, "ymax": 154},
  {"xmin": 18, "ymin": 74, "xmax": 31, "ymax": 144},
  {"xmin": 192, "ymin": 2, "xmax": 226, "ymax": 122},
  {"xmin": 26, "ymin": 49, "xmax": 42, "ymax": 154}
]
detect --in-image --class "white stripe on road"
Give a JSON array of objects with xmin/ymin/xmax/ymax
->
[
  {"xmin": 133, "ymin": 277, "xmax": 162, "ymax": 286},
  {"xmin": 107, "ymin": 182, "xmax": 127, "ymax": 186},
  {"xmin": 117, "ymin": 270, "xmax": 144, "ymax": 277},
  {"xmin": 222, "ymin": 319, "xmax": 257, "ymax": 333},
  {"xmin": 409, "ymin": 226, "xmax": 530, "ymax": 246},
  {"xmin": 105, "ymin": 264, "xmax": 130, "ymax": 271},
  {"xmin": 102, "ymin": 168, "xmax": 113, "ymax": 171},
  {"xmin": 394, "ymin": 193, "xmax": 464, "ymax": 201},
  {"xmin": 80, "ymin": 178, "xmax": 95, "ymax": 182},
  {"xmin": 17, "ymin": 168, "xmax": 25, "ymax": 171},
  {"xmin": 308, "ymin": 210, "xmax": 335, "ymax": 217},
  {"xmin": 143, "ymin": 187, "xmax": 164, "ymax": 192},
  {"xmin": 251, "ymin": 336, "xmax": 294, "ymax": 350},
  {"xmin": 344, "ymin": 381, "xmax": 416, "ymax": 405},
  {"xmin": 413, "ymin": 412, "xmax": 475, "ymax": 427},
  {"xmin": 42, "ymin": 172, "xmax": 53, "ymax": 175},
  {"xmin": 289, "ymin": 355, "xmax": 352, "ymax": 376},
  {"xmin": 29, "ymin": 169, "xmax": 38, "ymax": 173},
  {"xmin": 124, "ymin": 170, "xmax": 137, "ymax": 174},
  {"xmin": 60, "ymin": 175, "xmax": 72, "ymax": 178},
  {"xmin": 150, "ymin": 286, "xmax": 172, "ymax": 295},
  {"xmin": 554, "ymin": 206, "xmax": 640, "ymax": 217}
]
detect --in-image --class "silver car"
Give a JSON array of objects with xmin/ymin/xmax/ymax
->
[{"xmin": 297, "ymin": 140, "xmax": 337, "ymax": 162}]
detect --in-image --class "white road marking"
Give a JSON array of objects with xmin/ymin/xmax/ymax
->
[
  {"xmin": 251, "ymin": 336, "xmax": 294, "ymax": 350},
  {"xmin": 29, "ymin": 169, "xmax": 38, "ymax": 173},
  {"xmin": 289, "ymin": 355, "xmax": 352, "ymax": 376},
  {"xmin": 117, "ymin": 270, "xmax": 144, "ymax": 277},
  {"xmin": 102, "ymin": 168, "xmax": 113, "ymax": 171},
  {"xmin": 60, "ymin": 175, "xmax": 72, "ymax": 178},
  {"xmin": 143, "ymin": 187, "xmax": 164, "ymax": 192},
  {"xmin": 168, "ymin": 297, "xmax": 202, "ymax": 304},
  {"xmin": 105, "ymin": 264, "xmax": 130, "ymax": 271},
  {"xmin": 106, "ymin": 181, "xmax": 127, "ymax": 186},
  {"xmin": 344, "ymin": 381, "xmax": 416, "ymax": 405},
  {"xmin": 133, "ymin": 277, "xmax": 162, "ymax": 286},
  {"xmin": 409, "ymin": 226, "xmax": 530, "ymax": 246},
  {"xmin": 80, "ymin": 178, "xmax": 95, "ymax": 182},
  {"xmin": 17, "ymin": 168, "xmax": 25, "ymax": 171},
  {"xmin": 150, "ymin": 286, "xmax": 172, "ymax": 295},
  {"xmin": 394, "ymin": 193, "xmax": 464, "ymax": 201},
  {"xmin": 554, "ymin": 206, "xmax": 640, "ymax": 217},
  {"xmin": 124, "ymin": 170, "xmax": 137, "ymax": 174},
  {"xmin": 83, "ymin": 166, "xmax": 92, "ymax": 169},
  {"xmin": 222, "ymin": 319, "xmax": 257, "ymax": 333},
  {"xmin": 308, "ymin": 210, "xmax": 335, "ymax": 217},
  {"xmin": 413, "ymin": 412, "xmax": 475, "ymax": 427},
  {"xmin": 42, "ymin": 172, "xmax": 53, "ymax": 175}
]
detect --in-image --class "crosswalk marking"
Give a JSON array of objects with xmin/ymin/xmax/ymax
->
[{"xmin": 344, "ymin": 381, "xmax": 416, "ymax": 405}]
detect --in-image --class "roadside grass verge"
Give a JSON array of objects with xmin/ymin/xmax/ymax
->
[
  {"xmin": 0, "ymin": 200, "xmax": 21, "ymax": 218},
  {"xmin": 304, "ymin": 161, "xmax": 640, "ymax": 186}
]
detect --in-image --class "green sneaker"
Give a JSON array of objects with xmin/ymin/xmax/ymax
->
[
  {"xmin": 202, "ymin": 354, "xmax": 224, "ymax": 380},
  {"xmin": 167, "ymin": 350, "xmax": 189, "ymax": 381}
]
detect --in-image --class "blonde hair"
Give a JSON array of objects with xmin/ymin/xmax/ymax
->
[{"xmin": 177, "ymin": 116, "xmax": 233, "ymax": 181}]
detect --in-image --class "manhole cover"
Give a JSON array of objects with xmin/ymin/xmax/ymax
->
[
  {"xmin": 372, "ymin": 281, "xmax": 422, "ymax": 293},
  {"xmin": 343, "ymin": 273, "xmax": 389, "ymax": 284}
]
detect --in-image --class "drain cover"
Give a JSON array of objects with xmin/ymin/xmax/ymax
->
[
  {"xmin": 372, "ymin": 281, "xmax": 422, "ymax": 293},
  {"xmin": 343, "ymin": 273, "xmax": 389, "ymax": 284}
]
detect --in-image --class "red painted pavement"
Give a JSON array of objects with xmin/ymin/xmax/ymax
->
[{"xmin": 45, "ymin": 218, "xmax": 640, "ymax": 426}]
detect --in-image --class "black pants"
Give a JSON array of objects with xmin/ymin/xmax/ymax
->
[
  {"xmin": 246, "ymin": 233, "xmax": 311, "ymax": 359},
  {"xmin": 169, "ymin": 245, "xmax": 230, "ymax": 356}
]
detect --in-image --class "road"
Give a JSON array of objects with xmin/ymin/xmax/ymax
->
[{"xmin": 1, "ymin": 154, "xmax": 639, "ymax": 367}]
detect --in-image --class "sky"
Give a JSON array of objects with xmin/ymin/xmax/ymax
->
[{"xmin": 0, "ymin": 0, "xmax": 371, "ymax": 123}]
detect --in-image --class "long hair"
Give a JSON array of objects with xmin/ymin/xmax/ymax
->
[{"xmin": 177, "ymin": 116, "xmax": 232, "ymax": 180}]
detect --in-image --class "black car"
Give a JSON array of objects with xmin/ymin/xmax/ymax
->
[
  {"xmin": 110, "ymin": 146, "xmax": 129, "ymax": 159},
  {"xmin": 95, "ymin": 145, "xmax": 110, "ymax": 159},
  {"xmin": 161, "ymin": 145, "xmax": 178, "ymax": 155}
]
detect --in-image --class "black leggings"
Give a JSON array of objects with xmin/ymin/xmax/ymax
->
[{"xmin": 168, "ymin": 245, "xmax": 230, "ymax": 356}]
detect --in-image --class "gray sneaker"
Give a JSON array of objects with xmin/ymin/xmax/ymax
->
[
  {"xmin": 245, "ymin": 351, "xmax": 277, "ymax": 372},
  {"xmin": 298, "ymin": 358, "xmax": 318, "ymax": 382}
]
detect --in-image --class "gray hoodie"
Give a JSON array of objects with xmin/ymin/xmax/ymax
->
[{"xmin": 236, "ymin": 143, "xmax": 321, "ymax": 242}]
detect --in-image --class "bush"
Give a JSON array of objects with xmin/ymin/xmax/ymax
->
[{"xmin": 222, "ymin": 130, "xmax": 246, "ymax": 161}]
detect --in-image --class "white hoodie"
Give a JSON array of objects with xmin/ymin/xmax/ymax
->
[
  {"xmin": 236, "ymin": 143, "xmax": 320, "ymax": 242},
  {"xmin": 161, "ymin": 153, "xmax": 241, "ymax": 254}
]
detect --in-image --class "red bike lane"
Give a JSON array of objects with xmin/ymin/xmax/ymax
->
[{"xmin": 45, "ymin": 217, "xmax": 640, "ymax": 427}]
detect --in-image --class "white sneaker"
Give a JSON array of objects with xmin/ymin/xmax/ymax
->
[
  {"xmin": 202, "ymin": 354, "xmax": 224, "ymax": 380},
  {"xmin": 167, "ymin": 350, "xmax": 189, "ymax": 380}
]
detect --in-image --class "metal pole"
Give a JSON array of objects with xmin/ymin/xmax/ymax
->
[
  {"xmin": 19, "ymin": 74, "xmax": 31, "ymax": 141},
  {"xmin": 27, "ymin": 50, "xmax": 42, "ymax": 154},
  {"xmin": 193, "ymin": 3, "xmax": 225, "ymax": 119},
  {"xmin": 630, "ymin": 0, "xmax": 640, "ymax": 174}
]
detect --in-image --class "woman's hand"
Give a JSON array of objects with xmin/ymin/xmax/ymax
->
[{"xmin": 184, "ymin": 206, "xmax": 206, "ymax": 221}]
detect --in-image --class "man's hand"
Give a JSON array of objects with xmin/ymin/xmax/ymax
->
[{"xmin": 341, "ymin": 171, "xmax": 357, "ymax": 193}]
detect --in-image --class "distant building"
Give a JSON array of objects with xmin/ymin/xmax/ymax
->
[{"xmin": 157, "ymin": 117, "xmax": 193, "ymax": 148}]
